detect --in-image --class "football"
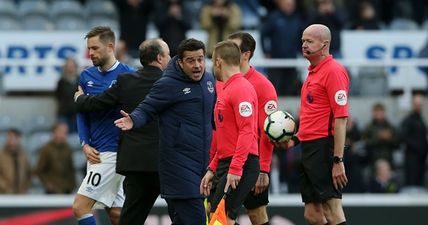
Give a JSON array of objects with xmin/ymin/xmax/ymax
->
[{"xmin": 263, "ymin": 110, "xmax": 296, "ymax": 142}]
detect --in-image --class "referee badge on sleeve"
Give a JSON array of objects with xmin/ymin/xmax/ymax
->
[
  {"xmin": 239, "ymin": 101, "xmax": 253, "ymax": 117},
  {"xmin": 334, "ymin": 90, "xmax": 347, "ymax": 106},
  {"xmin": 264, "ymin": 100, "xmax": 278, "ymax": 115}
]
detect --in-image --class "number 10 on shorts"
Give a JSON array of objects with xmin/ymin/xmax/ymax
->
[{"xmin": 87, "ymin": 171, "xmax": 102, "ymax": 186}]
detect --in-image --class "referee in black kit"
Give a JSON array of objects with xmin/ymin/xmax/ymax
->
[{"xmin": 74, "ymin": 38, "xmax": 171, "ymax": 225}]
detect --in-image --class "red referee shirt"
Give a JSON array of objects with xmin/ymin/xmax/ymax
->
[
  {"xmin": 209, "ymin": 73, "xmax": 259, "ymax": 176},
  {"xmin": 245, "ymin": 67, "xmax": 278, "ymax": 173},
  {"xmin": 208, "ymin": 81, "xmax": 224, "ymax": 163},
  {"xmin": 298, "ymin": 55, "xmax": 349, "ymax": 141}
]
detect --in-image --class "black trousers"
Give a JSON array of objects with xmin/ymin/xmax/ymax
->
[{"xmin": 119, "ymin": 171, "xmax": 161, "ymax": 225}]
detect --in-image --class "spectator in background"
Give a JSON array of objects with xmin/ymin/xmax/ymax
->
[
  {"xmin": 372, "ymin": 0, "xmax": 396, "ymax": 26},
  {"xmin": 350, "ymin": 1, "xmax": 382, "ymax": 30},
  {"xmin": 55, "ymin": 57, "xmax": 79, "ymax": 133},
  {"xmin": 0, "ymin": 128, "xmax": 32, "ymax": 194},
  {"xmin": 258, "ymin": 0, "xmax": 276, "ymax": 18},
  {"xmin": 200, "ymin": 0, "xmax": 241, "ymax": 58},
  {"xmin": 308, "ymin": 0, "xmax": 346, "ymax": 58},
  {"xmin": 114, "ymin": 0, "xmax": 154, "ymax": 57},
  {"xmin": 116, "ymin": 39, "xmax": 138, "ymax": 68},
  {"xmin": 410, "ymin": 0, "xmax": 428, "ymax": 25},
  {"xmin": 388, "ymin": 0, "xmax": 419, "ymax": 30},
  {"xmin": 367, "ymin": 158, "xmax": 399, "ymax": 193},
  {"xmin": 401, "ymin": 94, "xmax": 428, "ymax": 186},
  {"xmin": 235, "ymin": 0, "xmax": 263, "ymax": 29},
  {"xmin": 362, "ymin": 103, "xmax": 400, "ymax": 168},
  {"xmin": 36, "ymin": 122, "xmax": 76, "ymax": 194},
  {"xmin": 155, "ymin": 0, "xmax": 191, "ymax": 57},
  {"xmin": 260, "ymin": 0, "xmax": 304, "ymax": 96}
]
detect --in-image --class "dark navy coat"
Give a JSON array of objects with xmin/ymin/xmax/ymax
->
[{"xmin": 130, "ymin": 56, "xmax": 216, "ymax": 199}]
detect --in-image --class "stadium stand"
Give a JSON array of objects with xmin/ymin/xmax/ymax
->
[
  {"xmin": 25, "ymin": 131, "xmax": 51, "ymax": 165},
  {"xmin": 24, "ymin": 115, "xmax": 55, "ymax": 136},
  {"xmin": 0, "ymin": 0, "xmax": 16, "ymax": 19},
  {"xmin": 85, "ymin": 0, "xmax": 118, "ymax": 20},
  {"xmin": 50, "ymin": 0, "xmax": 84, "ymax": 19},
  {"xmin": 0, "ymin": 15, "xmax": 21, "ymax": 30},
  {"xmin": 54, "ymin": 15, "xmax": 88, "ymax": 31},
  {"xmin": 18, "ymin": 0, "xmax": 50, "ymax": 18},
  {"xmin": 21, "ymin": 14, "xmax": 54, "ymax": 31}
]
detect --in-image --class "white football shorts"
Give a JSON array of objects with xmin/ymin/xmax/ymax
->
[{"xmin": 77, "ymin": 152, "xmax": 125, "ymax": 208}]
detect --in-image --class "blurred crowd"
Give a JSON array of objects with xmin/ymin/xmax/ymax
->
[{"xmin": 111, "ymin": 0, "xmax": 428, "ymax": 95}]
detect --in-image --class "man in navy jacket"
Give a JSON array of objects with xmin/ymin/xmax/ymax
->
[{"xmin": 115, "ymin": 38, "xmax": 215, "ymax": 225}]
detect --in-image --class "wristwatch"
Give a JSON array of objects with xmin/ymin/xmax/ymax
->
[{"xmin": 333, "ymin": 156, "xmax": 344, "ymax": 164}]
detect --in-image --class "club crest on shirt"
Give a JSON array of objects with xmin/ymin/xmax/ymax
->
[
  {"xmin": 307, "ymin": 91, "xmax": 314, "ymax": 103},
  {"xmin": 207, "ymin": 81, "xmax": 214, "ymax": 93},
  {"xmin": 239, "ymin": 101, "xmax": 252, "ymax": 117},
  {"xmin": 264, "ymin": 100, "xmax": 278, "ymax": 115},
  {"xmin": 335, "ymin": 90, "xmax": 347, "ymax": 106},
  {"xmin": 217, "ymin": 113, "xmax": 224, "ymax": 122},
  {"xmin": 109, "ymin": 80, "xmax": 117, "ymax": 88}
]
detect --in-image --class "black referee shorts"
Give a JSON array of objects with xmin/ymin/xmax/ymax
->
[
  {"xmin": 300, "ymin": 136, "xmax": 342, "ymax": 203},
  {"xmin": 243, "ymin": 178, "xmax": 269, "ymax": 210},
  {"xmin": 210, "ymin": 154, "xmax": 260, "ymax": 220}
]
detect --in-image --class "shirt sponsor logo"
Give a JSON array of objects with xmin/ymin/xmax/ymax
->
[
  {"xmin": 183, "ymin": 87, "xmax": 191, "ymax": 94},
  {"xmin": 264, "ymin": 100, "xmax": 278, "ymax": 115},
  {"xmin": 207, "ymin": 81, "xmax": 214, "ymax": 93},
  {"xmin": 335, "ymin": 90, "xmax": 347, "ymax": 106},
  {"xmin": 239, "ymin": 101, "xmax": 252, "ymax": 117}
]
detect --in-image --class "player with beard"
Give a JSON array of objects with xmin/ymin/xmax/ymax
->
[{"xmin": 72, "ymin": 26, "xmax": 135, "ymax": 225}]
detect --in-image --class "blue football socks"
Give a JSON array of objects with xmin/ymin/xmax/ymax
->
[{"xmin": 78, "ymin": 213, "xmax": 96, "ymax": 225}]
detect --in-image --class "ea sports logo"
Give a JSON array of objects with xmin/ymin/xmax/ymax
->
[
  {"xmin": 239, "ymin": 102, "xmax": 252, "ymax": 117},
  {"xmin": 335, "ymin": 90, "xmax": 347, "ymax": 106},
  {"xmin": 264, "ymin": 100, "xmax": 278, "ymax": 115}
]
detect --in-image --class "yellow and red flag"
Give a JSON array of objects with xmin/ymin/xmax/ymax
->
[{"xmin": 209, "ymin": 198, "xmax": 227, "ymax": 225}]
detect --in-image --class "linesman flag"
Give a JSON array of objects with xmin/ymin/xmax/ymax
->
[{"xmin": 209, "ymin": 197, "xmax": 227, "ymax": 225}]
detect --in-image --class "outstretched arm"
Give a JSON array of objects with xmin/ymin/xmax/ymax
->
[{"xmin": 114, "ymin": 110, "xmax": 134, "ymax": 130}]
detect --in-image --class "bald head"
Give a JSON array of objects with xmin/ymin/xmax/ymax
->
[
  {"xmin": 304, "ymin": 24, "xmax": 331, "ymax": 42},
  {"xmin": 138, "ymin": 38, "xmax": 170, "ymax": 70},
  {"xmin": 301, "ymin": 24, "xmax": 332, "ymax": 64}
]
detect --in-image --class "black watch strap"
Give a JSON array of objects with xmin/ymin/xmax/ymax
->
[{"xmin": 333, "ymin": 156, "xmax": 344, "ymax": 164}]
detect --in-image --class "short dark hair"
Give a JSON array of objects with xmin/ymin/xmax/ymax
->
[
  {"xmin": 7, "ymin": 128, "xmax": 21, "ymax": 137},
  {"xmin": 177, "ymin": 38, "xmax": 206, "ymax": 60},
  {"xmin": 373, "ymin": 102, "xmax": 385, "ymax": 111},
  {"xmin": 139, "ymin": 39, "xmax": 163, "ymax": 67},
  {"xmin": 51, "ymin": 121, "xmax": 67, "ymax": 133},
  {"xmin": 228, "ymin": 31, "xmax": 256, "ymax": 59},
  {"xmin": 85, "ymin": 26, "xmax": 115, "ymax": 45},
  {"xmin": 213, "ymin": 40, "xmax": 241, "ymax": 66}
]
